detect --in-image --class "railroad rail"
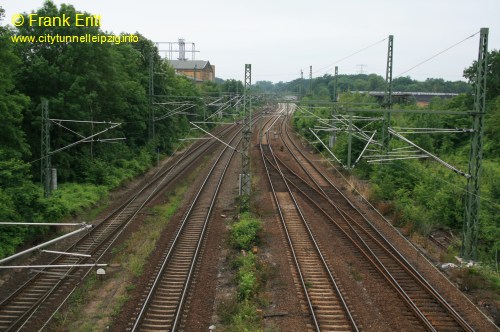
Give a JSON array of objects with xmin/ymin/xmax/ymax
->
[
  {"xmin": 429, "ymin": 231, "xmax": 454, "ymax": 251},
  {"xmin": 259, "ymin": 104, "xmax": 359, "ymax": 332},
  {"xmin": 0, "ymin": 124, "xmax": 238, "ymax": 331},
  {"xmin": 263, "ymin": 103, "xmax": 475, "ymax": 331},
  {"xmin": 128, "ymin": 110, "xmax": 267, "ymax": 331},
  {"xmin": 129, "ymin": 125, "xmax": 241, "ymax": 331}
]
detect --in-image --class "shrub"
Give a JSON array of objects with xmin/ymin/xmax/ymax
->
[
  {"xmin": 235, "ymin": 253, "xmax": 258, "ymax": 301},
  {"xmin": 231, "ymin": 213, "xmax": 262, "ymax": 251}
]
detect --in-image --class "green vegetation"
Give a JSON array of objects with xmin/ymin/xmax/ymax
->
[
  {"xmin": 219, "ymin": 212, "xmax": 268, "ymax": 331},
  {"xmin": 291, "ymin": 50, "xmax": 500, "ymax": 268},
  {"xmin": 51, "ymin": 175, "xmax": 192, "ymax": 331},
  {"xmin": 118, "ymin": 182, "xmax": 190, "ymax": 277},
  {"xmin": 257, "ymin": 73, "xmax": 470, "ymax": 100},
  {"xmin": 218, "ymin": 299, "xmax": 262, "ymax": 332},
  {"xmin": 0, "ymin": 1, "xmax": 252, "ymax": 259},
  {"xmin": 231, "ymin": 212, "xmax": 262, "ymax": 251},
  {"xmin": 234, "ymin": 253, "xmax": 259, "ymax": 301}
]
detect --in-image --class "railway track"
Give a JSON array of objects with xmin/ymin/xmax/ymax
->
[
  {"xmin": 263, "ymin": 104, "xmax": 475, "ymax": 331},
  {"xmin": 429, "ymin": 231, "xmax": 454, "ymax": 250},
  {"xmin": 129, "ymin": 115, "xmax": 255, "ymax": 331},
  {"xmin": 0, "ymin": 124, "xmax": 238, "ymax": 331},
  {"xmin": 259, "ymin": 104, "xmax": 358, "ymax": 332}
]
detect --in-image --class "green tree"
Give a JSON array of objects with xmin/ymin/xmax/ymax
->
[
  {"xmin": 463, "ymin": 49, "xmax": 500, "ymax": 101},
  {"xmin": 0, "ymin": 8, "xmax": 30, "ymax": 158},
  {"xmin": 254, "ymin": 80, "xmax": 275, "ymax": 93},
  {"xmin": 221, "ymin": 79, "xmax": 244, "ymax": 94}
]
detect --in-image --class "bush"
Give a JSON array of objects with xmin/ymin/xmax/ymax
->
[
  {"xmin": 231, "ymin": 212, "xmax": 262, "ymax": 251},
  {"xmin": 41, "ymin": 183, "xmax": 107, "ymax": 220},
  {"xmin": 235, "ymin": 253, "xmax": 258, "ymax": 301},
  {"xmin": 217, "ymin": 299, "xmax": 261, "ymax": 332},
  {"xmin": 222, "ymin": 211, "xmax": 265, "ymax": 330}
]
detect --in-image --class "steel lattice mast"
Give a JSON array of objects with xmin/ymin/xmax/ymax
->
[
  {"xmin": 309, "ymin": 65, "xmax": 313, "ymax": 94},
  {"xmin": 148, "ymin": 50, "xmax": 155, "ymax": 140},
  {"xmin": 382, "ymin": 35, "xmax": 394, "ymax": 152},
  {"xmin": 462, "ymin": 28, "xmax": 488, "ymax": 261},
  {"xmin": 329, "ymin": 66, "xmax": 338, "ymax": 148},
  {"xmin": 41, "ymin": 99, "xmax": 51, "ymax": 197},
  {"xmin": 240, "ymin": 64, "xmax": 252, "ymax": 206}
]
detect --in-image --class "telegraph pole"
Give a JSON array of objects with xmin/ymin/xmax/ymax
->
[
  {"xmin": 41, "ymin": 99, "xmax": 51, "ymax": 197},
  {"xmin": 462, "ymin": 28, "xmax": 488, "ymax": 261},
  {"xmin": 240, "ymin": 64, "xmax": 252, "ymax": 208},
  {"xmin": 382, "ymin": 35, "xmax": 394, "ymax": 151}
]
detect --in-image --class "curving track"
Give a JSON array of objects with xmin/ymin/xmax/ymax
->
[
  {"xmin": 260, "ymin": 104, "xmax": 359, "ymax": 332},
  {"xmin": 262, "ymin": 103, "xmax": 476, "ymax": 331}
]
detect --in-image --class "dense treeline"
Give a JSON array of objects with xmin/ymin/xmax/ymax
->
[
  {"xmin": 0, "ymin": 2, "xmax": 244, "ymax": 258},
  {"xmin": 291, "ymin": 51, "xmax": 500, "ymax": 265},
  {"xmin": 257, "ymin": 73, "xmax": 471, "ymax": 100}
]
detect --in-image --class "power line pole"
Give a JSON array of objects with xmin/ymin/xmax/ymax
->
[
  {"xmin": 41, "ymin": 99, "xmax": 51, "ymax": 197},
  {"xmin": 347, "ymin": 111, "xmax": 353, "ymax": 169},
  {"xmin": 462, "ymin": 28, "xmax": 488, "ymax": 261},
  {"xmin": 309, "ymin": 65, "xmax": 313, "ymax": 95},
  {"xmin": 300, "ymin": 69, "xmax": 304, "ymax": 98},
  {"xmin": 148, "ymin": 50, "xmax": 155, "ymax": 140},
  {"xmin": 382, "ymin": 35, "xmax": 394, "ymax": 151},
  {"xmin": 329, "ymin": 66, "xmax": 338, "ymax": 148},
  {"xmin": 356, "ymin": 64, "xmax": 368, "ymax": 75},
  {"xmin": 333, "ymin": 66, "xmax": 339, "ymax": 102},
  {"xmin": 240, "ymin": 64, "xmax": 252, "ymax": 208}
]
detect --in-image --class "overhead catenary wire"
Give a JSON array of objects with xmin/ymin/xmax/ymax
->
[
  {"xmin": 354, "ymin": 130, "xmax": 377, "ymax": 166},
  {"xmin": 309, "ymin": 128, "xmax": 344, "ymax": 166},
  {"xmin": 298, "ymin": 106, "xmax": 377, "ymax": 144},
  {"xmin": 313, "ymin": 37, "xmax": 388, "ymax": 75},
  {"xmin": 26, "ymin": 95, "xmax": 226, "ymax": 165},
  {"xmin": 391, "ymin": 127, "xmax": 474, "ymax": 134},
  {"xmin": 48, "ymin": 123, "xmax": 121, "ymax": 156},
  {"xmin": 293, "ymin": 102, "xmax": 499, "ymax": 211},
  {"xmin": 28, "ymin": 118, "xmax": 125, "ymax": 165},
  {"xmin": 51, "ymin": 121, "xmax": 87, "ymax": 139},
  {"xmin": 389, "ymin": 128, "xmax": 469, "ymax": 177},
  {"xmin": 298, "ymin": 129, "xmax": 500, "ymax": 212},
  {"xmin": 296, "ymin": 106, "xmax": 375, "ymax": 142},
  {"xmin": 395, "ymin": 31, "xmax": 480, "ymax": 79},
  {"xmin": 49, "ymin": 119, "xmax": 120, "ymax": 125},
  {"xmin": 367, "ymin": 155, "xmax": 430, "ymax": 162},
  {"xmin": 155, "ymin": 103, "xmax": 195, "ymax": 121}
]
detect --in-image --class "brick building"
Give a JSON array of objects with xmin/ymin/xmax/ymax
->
[{"xmin": 168, "ymin": 60, "xmax": 215, "ymax": 82}]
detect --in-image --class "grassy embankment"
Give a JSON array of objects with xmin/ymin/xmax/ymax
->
[{"xmin": 50, "ymin": 158, "xmax": 204, "ymax": 331}]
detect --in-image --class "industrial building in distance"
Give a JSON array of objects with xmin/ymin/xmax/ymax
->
[
  {"xmin": 169, "ymin": 60, "xmax": 215, "ymax": 82},
  {"xmin": 166, "ymin": 39, "xmax": 215, "ymax": 83}
]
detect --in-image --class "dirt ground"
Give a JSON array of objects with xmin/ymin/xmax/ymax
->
[
  {"xmin": 283, "ymin": 126, "xmax": 499, "ymax": 331},
  {"xmin": 3, "ymin": 118, "xmax": 497, "ymax": 331}
]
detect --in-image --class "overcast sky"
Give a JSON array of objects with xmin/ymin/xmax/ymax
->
[{"xmin": 3, "ymin": 0, "xmax": 499, "ymax": 83}]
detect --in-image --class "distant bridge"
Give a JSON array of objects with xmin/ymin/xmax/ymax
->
[
  {"xmin": 273, "ymin": 91, "xmax": 461, "ymax": 106},
  {"xmin": 357, "ymin": 91, "xmax": 460, "ymax": 105}
]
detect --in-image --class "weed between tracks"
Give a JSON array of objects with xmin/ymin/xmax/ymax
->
[
  {"xmin": 49, "ymin": 167, "xmax": 198, "ymax": 331},
  {"xmin": 217, "ymin": 212, "xmax": 277, "ymax": 331}
]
